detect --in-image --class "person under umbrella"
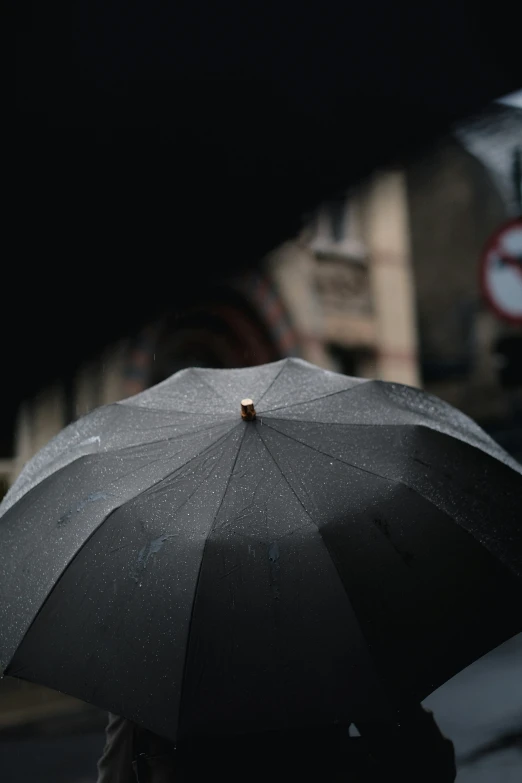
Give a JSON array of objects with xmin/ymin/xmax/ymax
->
[
  {"xmin": 96, "ymin": 705, "xmax": 457, "ymax": 781},
  {"xmin": 1, "ymin": 359, "xmax": 520, "ymax": 781}
]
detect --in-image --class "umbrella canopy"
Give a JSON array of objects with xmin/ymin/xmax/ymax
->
[{"xmin": 1, "ymin": 358, "xmax": 521, "ymax": 742}]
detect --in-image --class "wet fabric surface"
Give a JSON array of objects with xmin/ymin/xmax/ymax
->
[{"xmin": 1, "ymin": 359, "xmax": 521, "ymax": 742}]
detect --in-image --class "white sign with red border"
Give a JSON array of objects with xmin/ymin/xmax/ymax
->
[{"xmin": 480, "ymin": 217, "xmax": 522, "ymax": 324}]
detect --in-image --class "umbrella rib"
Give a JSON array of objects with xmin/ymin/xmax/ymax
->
[
  {"xmin": 189, "ymin": 368, "xmax": 234, "ymax": 406},
  {"xmin": 134, "ymin": 424, "xmax": 244, "ymax": 498},
  {"xmin": 207, "ymin": 425, "xmax": 248, "ymax": 536},
  {"xmin": 255, "ymin": 428, "xmax": 315, "ymax": 523},
  {"xmin": 260, "ymin": 420, "xmax": 396, "ymax": 484},
  {"xmin": 254, "ymin": 362, "xmax": 288, "ymax": 407},
  {"xmin": 260, "ymin": 383, "xmax": 370, "ymax": 414},
  {"xmin": 66, "ymin": 423, "xmax": 239, "ymax": 497},
  {"xmin": 177, "ymin": 424, "xmax": 248, "ymax": 724},
  {"xmin": 112, "ymin": 417, "xmax": 236, "ymax": 434},
  {"xmin": 261, "ymin": 417, "xmax": 425, "ymax": 429},
  {"xmin": 99, "ymin": 418, "xmax": 237, "ymax": 457},
  {"xmin": 262, "ymin": 417, "xmax": 522, "ymax": 476},
  {"xmin": 261, "ymin": 417, "xmax": 506, "ymax": 447},
  {"xmin": 146, "ymin": 446, "xmax": 230, "ymax": 519},
  {"xmin": 117, "ymin": 401, "xmax": 227, "ymax": 416},
  {"xmin": 8, "ymin": 421, "xmax": 238, "ymax": 513},
  {"xmin": 261, "ymin": 419, "xmax": 427, "ymax": 427}
]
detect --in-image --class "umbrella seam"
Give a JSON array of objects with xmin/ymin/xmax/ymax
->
[
  {"xmin": 260, "ymin": 416, "xmax": 520, "ymax": 466},
  {"xmin": 260, "ymin": 419, "xmax": 397, "ymax": 485},
  {"xmin": 260, "ymin": 418, "xmax": 473, "ymax": 430},
  {"xmin": 116, "ymin": 402, "xmax": 229, "ymax": 416},
  {"xmin": 101, "ymin": 425, "xmax": 243, "ymax": 506},
  {"xmin": 114, "ymin": 404, "xmax": 233, "ymax": 418},
  {"xmin": 5, "ymin": 421, "xmax": 239, "ymax": 518},
  {"xmin": 260, "ymin": 382, "xmax": 371, "ymax": 414},
  {"xmin": 175, "ymin": 424, "xmax": 248, "ymax": 735},
  {"xmin": 261, "ymin": 422, "xmax": 470, "ymax": 606},
  {"xmin": 261, "ymin": 416, "xmax": 522, "ymax": 476},
  {"xmin": 255, "ymin": 429, "xmax": 317, "ymax": 523},
  {"xmin": 90, "ymin": 419, "xmax": 238, "ymax": 458},
  {"xmin": 254, "ymin": 361, "xmax": 289, "ymax": 407},
  {"xmin": 132, "ymin": 428, "xmax": 244, "ymax": 508},
  {"xmin": 189, "ymin": 368, "xmax": 235, "ymax": 406}
]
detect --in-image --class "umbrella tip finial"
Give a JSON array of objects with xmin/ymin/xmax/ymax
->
[{"xmin": 241, "ymin": 398, "xmax": 256, "ymax": 421}]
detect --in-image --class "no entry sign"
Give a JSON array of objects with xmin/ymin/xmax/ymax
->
[{"xmin": 480, "ymin": 217, "xmax": 522, "ymax": 324}]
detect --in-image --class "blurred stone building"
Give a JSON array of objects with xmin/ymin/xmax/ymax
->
[{"xmin": 1, "ymin": 168, "xmax": 423, "ymax": 487}]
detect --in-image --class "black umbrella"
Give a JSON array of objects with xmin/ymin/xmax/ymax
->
[{"xmin": 1, "ymin": 359, "xmax": 521, "ymax": 741}]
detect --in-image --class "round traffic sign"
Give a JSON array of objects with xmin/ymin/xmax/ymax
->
[{"xmin": 480, "ymin": 217, "xmax": 522, "ymax": 324}]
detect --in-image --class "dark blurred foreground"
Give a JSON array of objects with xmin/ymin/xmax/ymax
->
[{"xmin": 0, "ymin": 634, "xmax": 521, "ymax": 782}]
